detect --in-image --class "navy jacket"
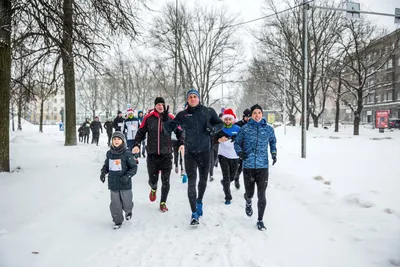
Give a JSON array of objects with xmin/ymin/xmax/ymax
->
[
  {"xmin": 101, "ymin": 149, "xmax": 138, "ymax": 191},
  {"xmin": 164, "ymin": 104, "xmax": 223, "ymax": 153}
]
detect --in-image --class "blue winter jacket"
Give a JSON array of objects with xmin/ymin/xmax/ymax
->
[{"xmin": 234, "ymin": 118, "xmax": 277, "ymax": 169}]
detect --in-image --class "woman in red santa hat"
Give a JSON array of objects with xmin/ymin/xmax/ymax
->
[{"xmin": 214, "ymin": 108, "xmax": 241, "ymax": 205}]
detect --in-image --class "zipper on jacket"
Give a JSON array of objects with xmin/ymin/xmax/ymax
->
[
  {"xmin": 255, "ymin": 124, "xmax": 259, "ymax": 168},
  {"xmin": 158, "ymin": 116, "xmax": 161, "ymax": 155}
]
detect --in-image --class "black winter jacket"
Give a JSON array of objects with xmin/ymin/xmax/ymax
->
[
  {"xmin": 104, "ymin": 121, "xmax": 113, "ymax": 134},
  {"xmin": 134, "ymin": 111, "xmax": 183, "ymax": 155},
  {"xmin": 101, "ymin": 149, "xmax": 137, "ymax": 191},
  {"xmin": 113, "ymin": 116, "xmax": 125, "ymax": 132},
  {"xmin": 164, "ymin": 104, "xmax": 223, "ymax": 153},
  {"xmin": 81, "ymin": 121, "xmax": 91, "ymax": 135},
  {"xmin": 90, "ymin": 121, "xmax": 103, "ymax": 133}
]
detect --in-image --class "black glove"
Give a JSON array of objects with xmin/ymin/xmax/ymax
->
[
  {"xmin": 100, "ymin": 172, "xmax": 106, "ymax": 183},
  {"xmin": 272, "ymin": 153, "xmax": 277, "ymax": 166},
  {"xmin": 120, "ymin": 175, "xmax": 131, "ymax": 185},
  {"xmin": 238, "ymin": 151, "xmax": 247, "ymax": 160},
  {"xmin": 162, "ymin": 105, "xmax": 170, "ymax": 122},
  {"xmin": 230, "ymin": 135, "xmax": 236, "ymax": 142},
  {"xmin": 205, "ymin": 124, "xmax": 214, "ymax": 135}
]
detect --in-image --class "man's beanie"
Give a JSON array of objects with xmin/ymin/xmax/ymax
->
[
  {"xmin": 111, "ymin": 131, "xmax": 126, "ymax": 143},
  {"xmin": 118, "ymin": 110, "xmax": 122, "ymax": 115},
  {"xmin": 250, "ymin": 104, "xmax": 263, "ymax": 114},
  {"xmin": 186, "ymin": 89, "xmax": 200, "ymax": 99},
  {"xmin": 243, "ymin": 108, "xmax": 251, "ymax": 117},
  {"xmin": 154, "ymin": 97, "xmax": 165, "ymax": 106}
]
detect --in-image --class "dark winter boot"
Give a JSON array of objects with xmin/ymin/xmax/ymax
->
[
  {"xmin": 257, "ymin": 220, "xmax": 266, "ymax": 231},
  {"xmin": 125, "ymin": 212, "xmax": 132, "ymax": 220},
  {"xmin": 235, "ymin": 180, "xmax": 240, "ymax": 190}
]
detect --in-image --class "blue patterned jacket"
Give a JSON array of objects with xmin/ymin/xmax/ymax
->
[{"xmin": 234, "ymin": 118, "xmax": 277, "ymax": 169}]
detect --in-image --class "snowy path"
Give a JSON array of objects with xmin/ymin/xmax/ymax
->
[{"xmin": 1, "ymin": 127, "xmax": 399, "ymax": 267}]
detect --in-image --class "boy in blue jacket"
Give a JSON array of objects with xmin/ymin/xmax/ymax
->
[
  {"xmin": 100, "ymin": 131, "xmax": 138, "ymax": 229},
  {"xmin": 234, "ymin": 104, "xmax": 277, "ymax": 231}
]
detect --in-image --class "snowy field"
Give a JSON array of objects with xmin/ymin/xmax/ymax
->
[{"xmin": 1, "ymin": 120, "xmax": 400, "ymax": 267}]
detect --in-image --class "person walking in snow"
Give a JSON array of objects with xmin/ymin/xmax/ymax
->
[
  {"xmin": 209, "ymin": 112, "xmax": 222, "ymax": 182},
  {"xmin": 132, "ymin": 97, "xmax": 184, "ymax": 212},
  {"xmin": 100, "ymin": 131, "xmax": 138, "ymax": 229},
  {"xmin": 104, "ymin": 118, "xmax": 114, "ymax": 146},
  {"xmin": 215, "ymin": 108, "xmax": 241, "ymax": 205},
  {"xmin": 90, "ymin": 116, "xmax": 103, "ymax": 146},
  {"xmin": 137, "ymin": 110, "xmax": 146, "ymax": 158},
  {"xmin": 233, "ymin": 108, "xmax": 252, "ymax": 189},
  {"xmin": 78, "ymin": 125, "xmax": 84, "ymax": 142},
  {"xmin": 164, "ymin": 89, "xmax": 223, "ymax": 225},
  {"xmin": 234, "ymin": 104, "xmax": 277, "ymax": 231},
  {"xmin": 81, "ymin": 118, "xmax": 91, "ymax": 144},
  {"xmin": 123, "ymin": 108, "xmax": 140, "ymax": 151},
  {"xmin": 113, "ymin": 111, "xmax": 124, "ymax": 132}
]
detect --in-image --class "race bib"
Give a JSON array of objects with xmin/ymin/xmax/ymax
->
[
  {"xmin": 118, "ymin": 123, "xmax": 123, "ymax": 127},
  {"xmin": 109, "ymin": 159, "xmax": 122, "ymax": 171}
]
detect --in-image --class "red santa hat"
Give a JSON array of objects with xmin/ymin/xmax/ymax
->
[
  {"xmin": 222, "ymin": 108, "xmax": 236, "ymax": 120},
  {"xmin": 127, "ymin": 108, "xmax": 134, "ymax": 114}
]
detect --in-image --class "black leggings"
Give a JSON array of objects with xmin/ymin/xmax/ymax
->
[
  {"xmin": 172, "ymin": 141, "xmax": 183, "ymax": 170},
  {"xmin": 235, "ymin": 159, "xmax": 243, "ymax": 182},
  {"xmin": 218, "ymin": 155, "xmax": 240, "ymax": 201},
  {"xmin": 147, "ymin": 154, "xmax": 172, "ymax": 203},
  {"xmin": 83, "ymin": 134, "xmax": 89, "ymax": 144},
  {"xmin": 209, "ymin": 148, "xmax": 218, "ymax": 176},
  {"xmin": 243, "ymin": 168, "xmax": 269, "ymax": 221},
  {"xmin": 185, "ymin": 150, "xmax": 210, "ymax": 212}
]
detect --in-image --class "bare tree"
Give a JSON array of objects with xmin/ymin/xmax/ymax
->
[
  {"xmin": 257, "ymin": 0, "xmax": 345, "ymax": 128},
  {"xmin": 337, "ymin": 19, "xmax": 399, "ymax": 135},
  {"xmin": 150, "ymin": 3, "xmax": 243, "ymax": 106},
  {"xmin": 16, "ymin": 0, "xmax": 146, "ymax": 146}
]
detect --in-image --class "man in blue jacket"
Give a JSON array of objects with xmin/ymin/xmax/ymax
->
[
  {"xmin": 164, "ymin": 89, "xmax": 223, "ymax": 225},
  {"xmin": 234, "ymin": 104, "xmax": 277, "ymax": 231}
]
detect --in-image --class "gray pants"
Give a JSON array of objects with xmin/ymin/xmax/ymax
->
[{"xmin": 110, "ymin": 190, "xmax": 134, "ymax": 224}]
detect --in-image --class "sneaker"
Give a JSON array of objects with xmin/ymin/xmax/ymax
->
[
  {"xmin": 149, "ymin": 189, "xmax": 157, "ymax": 202},
  {"xmin": 175, "ymin": 166, "xmax": 179, "ymax": 174},
  {"xmin": 225, "ymin": 200, "xmax": 231, "ymax": 205},
  {"xmin": 245, "ymin": 202, "xmax": 253, "ymax": 217},
  {"xmin": 257, "ymin": 220, "xmax": 267, "ymax": 231},
  {"xmin": 235, "ymin": 180, "xmax": 240, "ymax": 189},
  {"xmin": 125, "ymin": 212, "xmax": 132, "ymax": 220},
  {"xmin": 209, "ymin": 176, "xmax": 214, "ymax": 182},
  {"xmin": 196, "ymin": 200, "xmax": 203, "ymax": 217},
  {"xmin": 160, "ymin": 202, "xmax": 168, "ymax": 212},
  {"xmin": 113, "ymin": 223, "xmax": 122, "ymax": 230},
  {"xmin": 190, "ymin": 212, "xmax": 200, "ymax": 225}
]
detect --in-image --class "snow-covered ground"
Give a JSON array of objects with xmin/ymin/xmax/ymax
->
[{"xmin": 1, "ymin": 121, "xmax": 399, "ymax": 267}]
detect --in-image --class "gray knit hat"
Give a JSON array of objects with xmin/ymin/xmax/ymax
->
[{"xmin": 111, "ymin": 131, "xmax": 126, "ymax": 144}]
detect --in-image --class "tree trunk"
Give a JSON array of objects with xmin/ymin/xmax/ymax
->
[
  {"xmin": 11, "ymin": 103, "xmax": 15, "ymax": 131},
  {"xmin": 0, "ymin": 0, "xmax": 12, "ymax": 172},
  {"xmin": 353, "ymin": 111, "xmax": 360, "ymax": 135},
  {"xmin": 17, "ymin": 97, "xmax": 22, "ymax": 130},
  {"xmin": 311, "ymin": 113, "xmax": 318, "ymax": 128},
  {"xmin": 39, "ymin": 101, "xmax": 44, "ymax": 133},
  {"xmin": 62, "ymin": 0, "xmax": 77, "ymax": 146}
]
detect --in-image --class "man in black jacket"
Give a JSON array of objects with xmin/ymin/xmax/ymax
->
[
  {"xmin": 132, "ymin": 97, "xmax": 183, "ymax": 212},
  {"xmin": 104, "ymin": 118, "xmax": 114, "ymax": 146},
  {"xmin": 164, "ymin": 89, "xmax": 223, "ymax": 225},
  {"xmin": 233, "ymin": 108, "xmax": 251, "ymax": 189},
  {"xmin": 113, "ymin": 111, "xmax": 124, "ymax": 132},
  {"xmin": 90, "ymin": 116, "xmax": 103, "ymax": 146}
]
